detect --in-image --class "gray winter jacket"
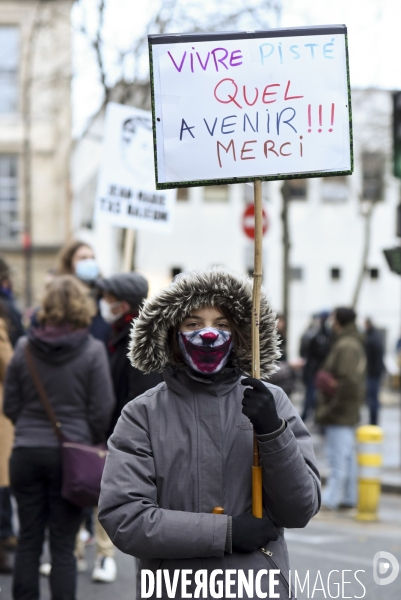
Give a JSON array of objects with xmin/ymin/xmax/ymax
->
[
  {"xmin": 4, "ymin": 330, "xmax": 115, "ymax": 447},
  {"xmin": 99, "ymin": 269, "xmax": 321, "ymax": 599}
]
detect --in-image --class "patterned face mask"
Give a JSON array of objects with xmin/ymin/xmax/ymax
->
[{"xmin": 178, "ymin": 327, "xmax": 233, "ymax": 375}]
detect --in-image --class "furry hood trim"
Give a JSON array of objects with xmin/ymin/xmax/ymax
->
[{"xmin": 129, "ymin": 268, "xmax": 280, "ymax": 379}]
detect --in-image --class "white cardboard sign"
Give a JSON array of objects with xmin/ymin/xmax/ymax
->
[
  {"xmin": 95, "ymin": 103, "xmax": 176, "ymax": 231},
  {"xmin": 149, "ymin": 25, "xmax": 352, "ymax": 188}
]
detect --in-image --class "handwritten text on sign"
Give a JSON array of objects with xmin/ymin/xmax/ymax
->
[
  {"xmin": 95, "ymin": 103, "xmax": 175, "ymax": 232},
  {"xmin": 151, "ymin": 29, "xmax": 351, "ymax": 185}
]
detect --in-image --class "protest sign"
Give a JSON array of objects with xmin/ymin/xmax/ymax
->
[
  {"xmin": 95, "ymin": 103, "xmax": 176, "ymax": 231},
  {"xmin": 149, "ymin": 25, "xmax": 352, "ymax": 189}
]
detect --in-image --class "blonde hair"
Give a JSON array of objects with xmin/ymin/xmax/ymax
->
[{"xmin": 37, "ymin": 275, "xmax": 96, "ymax": 328}]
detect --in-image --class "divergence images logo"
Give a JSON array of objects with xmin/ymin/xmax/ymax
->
[{"xmin": 373, "ymin": 551, "xmax": 400, "ymax": 586}]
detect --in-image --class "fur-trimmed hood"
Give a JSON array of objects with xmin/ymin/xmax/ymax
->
[{"xmin": 129, "ymin": 268, "xmax": 280, "ymax": 379}]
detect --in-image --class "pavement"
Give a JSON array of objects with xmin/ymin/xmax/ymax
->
[
  {"xmin": 287, "ymin": 493, "xmax": 401, "ymax": 600},
  {"xmin": 2, "ymin": 496, "xmax": 400, "ymax": 600}
]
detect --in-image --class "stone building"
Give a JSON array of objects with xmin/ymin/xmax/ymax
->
[{"xmin": 0, "ymin": 0, "xmax": 73, "ymax": 307}]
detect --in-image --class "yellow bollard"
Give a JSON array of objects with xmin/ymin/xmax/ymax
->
[{"xmin": 356, "ymin": 425, "xmax": 383, "ymax": 521}]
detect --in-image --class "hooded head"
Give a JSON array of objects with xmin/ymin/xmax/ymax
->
[{"xmin": 129, "ymin": 268, "xmax": 280, "ymax": 379}]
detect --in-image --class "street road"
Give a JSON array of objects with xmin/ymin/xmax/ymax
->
[
  {"xmin": 1, "ymin": 495, "xmax": 400, "ymax": 600},
  {"xmin": 286, "ymin": 493, "xmax": 401, "ymax": 600}
]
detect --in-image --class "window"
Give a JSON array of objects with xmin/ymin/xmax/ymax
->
[
  {"xmin": 362, "ymin": 152, "xmax": 385, "ymax": 201},
  {"xmin": 321, "ymin": 176, "xmax": 349, "ymax": 203},
  {"xmin": 177, "ymin": 188, "xmax": 189, "ymax": 201},
  {"xmin": 330, "ymin": 267, "xmax": 341, "ymax": 280},
  {"xmin": 0, "ymin": 155, "xmax": 18, "ymax": 242},
  {"xmin": 288, "ymin": 179, "xmax": 307, "ymax": 200},
  {"xmin": 290, "ymin": 267, "xmax": 303, "ymax": 281},
  {"xmin": 203, "ymin": 185, "xmax": 229, "ymax": 202},
  {"xmin": 0, "ymin": 26, "xmax": 19, "ymax": 114},
  {"xmin": 368, "ymin": 268, "xmax": 379, "ymax": 280}
]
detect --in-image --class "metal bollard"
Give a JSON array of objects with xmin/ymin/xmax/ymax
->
[{"xmin": 356, "ymin": 425, "xmax": 384, "ymax": 521}]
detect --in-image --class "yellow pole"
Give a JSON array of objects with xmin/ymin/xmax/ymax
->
[
  {"xmin": 252, "ymin": 180, "xmax": 263, "ymax": 518},
  {"xmin": 356, "ymin": 425, "xmax": 383, "ymax": 521}
]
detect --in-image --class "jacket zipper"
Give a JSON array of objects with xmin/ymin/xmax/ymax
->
[
  {"xmin": 62, "ymin": 442, "xmax": 108, "ymax": 458},
  {"xmin": 260, "ymin": 548, "xmax": 291, "ymax": 596}
]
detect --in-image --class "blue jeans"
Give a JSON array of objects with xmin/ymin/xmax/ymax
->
[
  {"xmin": 322, "ymin": 425, "xmax": 357, "ymax": 509},
  {"xmin": 366, "ymin": 376, "xmax": 381, "ymax": 425}
]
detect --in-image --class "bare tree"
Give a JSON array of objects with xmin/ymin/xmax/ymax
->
[{"xmin": 75, "ymin": 0, "xmax": 282, "ymax": 114}]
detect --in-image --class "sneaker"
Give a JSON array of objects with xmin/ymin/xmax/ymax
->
[
  {"xmin": 39, "ymin": 563, "xmax": 52, "ymax": 577},
  {"xmin": 92, "ymin": 556, "xmax": 117, "ymax": 583}
]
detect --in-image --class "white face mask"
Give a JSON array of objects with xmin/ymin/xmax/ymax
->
[{"xmin": 99, "ymin": 298, "xmax": 123, "ymax": 324}]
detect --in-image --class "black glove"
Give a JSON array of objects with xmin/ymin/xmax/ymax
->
[
  {"xmin": 232, "ymin": 513, "xmax": 278, "ymax": 553},
  {"xmin": 241, "ymin": 377, "xmax": 281, "ymax": 435}
]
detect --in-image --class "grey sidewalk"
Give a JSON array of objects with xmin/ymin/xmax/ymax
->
[{"xmin": 297, "ymin": 387, "xmax": 401, "ymax": 493}]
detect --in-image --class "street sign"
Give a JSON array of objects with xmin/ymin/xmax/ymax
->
[
  {"xmin": 242, "ymin": 203, "xmax": 269, "ymax": 239},
  {"xmin": 383, "ymin": 247, "xmax": 401, "ymax": 275}
]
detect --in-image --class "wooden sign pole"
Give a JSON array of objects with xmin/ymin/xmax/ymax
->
[{"xmin": 252, "ymin": 179, "xmax": 263, "ymax": 518}]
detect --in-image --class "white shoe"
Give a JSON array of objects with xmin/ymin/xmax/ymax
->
[
  {"xmin": 39, "ymin": 563, "xmax": 51, "ymax": 577},
  {"xmin": 92, "ymin": 556, "xmax": 117, "ymax": 583}
]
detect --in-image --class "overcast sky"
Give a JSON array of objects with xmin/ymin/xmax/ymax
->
[{"xmin": 72, "ymin": 0, "xmax": 401, "ymax": 136}]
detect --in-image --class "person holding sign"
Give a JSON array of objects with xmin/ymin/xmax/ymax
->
[{"xmin": 99, "ymin": 268, "xmax": 320, "ymax": 599}]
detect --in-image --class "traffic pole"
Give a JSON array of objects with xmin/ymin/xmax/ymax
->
[{"xmin": 356, "ymin": 425, "xmax": 384, "ymax": 521}]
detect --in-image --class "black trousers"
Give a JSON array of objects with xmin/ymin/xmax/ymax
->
[{"xmin": 10, "ymin": 448, "xmax": 83, "ymax": 600}]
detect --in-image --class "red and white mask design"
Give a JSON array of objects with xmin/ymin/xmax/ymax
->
[{"xmin": 179, "ymin": 327, "xmax": 233, "ymax": 375}]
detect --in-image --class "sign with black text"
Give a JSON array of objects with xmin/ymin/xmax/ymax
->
[{"xmin": 95, "ymin": 103, "xmax": 176, "ymax": 231}]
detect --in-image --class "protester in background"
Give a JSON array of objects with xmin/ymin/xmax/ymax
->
[
  {"xmin": 315, "ymin": 307, "xmax": 366, "ymax": 511},
  {"xmin": 300, "ymin": 311, "xmax": 331, "ymax": 422},
  {"xmin": 0, "ymin": 257, "xmax": 24, "ymax": 347},
  {"xmin": 99, "ymin": 268, "xmax": 320, "ymax": 600},
  {"xmin": 0, "ymin": 302, "xmax": 14, "ymax": 574},
  {"xmin": 3, "ymin": 276, "xmax": 114, "ymax": 600},
  {"xmin": 364, "ymin": 318, "xmax": 385, "ymax": 425},
  {"xmin": 57, "ymin": 240, "xmax": 111, "ymax": 344},
  {"xmin": 268, "ymin": 313, "xmax": 295, "ymax": 396},
  {"xmin": 97, "ymin": 272, "xmax": 164, "ymax": 437},
  {"xmin": 86, "ymin": 272, "xmax": 164, "ymax": 583}
]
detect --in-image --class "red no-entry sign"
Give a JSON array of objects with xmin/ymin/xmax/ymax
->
[{"xmin": 242, "ymin": 203, "xmax": 269, "ymax": 240}]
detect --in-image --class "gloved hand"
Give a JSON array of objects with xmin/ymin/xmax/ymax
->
[
  {"xmin": 241, "ymin": 377, "xmax": 281, "ymax": 435},
  {"xmin": 232, "ymin": 513, "xmax": 278, "ymax": 553}
]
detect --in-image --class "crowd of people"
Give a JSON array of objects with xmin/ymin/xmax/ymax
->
[
  {"xmin": 0, "ymin": 241, "xmax": 162, "ymax": 597},
  {"xmin": 298, "ymin": 308, "xmax": 385, "ymax": 511},
  {"xmin": 0, "ymin": 243, "xmax": 390, "ymax": 600}
]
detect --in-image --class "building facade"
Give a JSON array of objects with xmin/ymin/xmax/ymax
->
[
  {"xmin": 72, "ymin": 88, "xmax": 401, "ymax": 359},
  {"xmin": 0, "ymin": 0, "xmax": 73, "ymax": 307}
]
